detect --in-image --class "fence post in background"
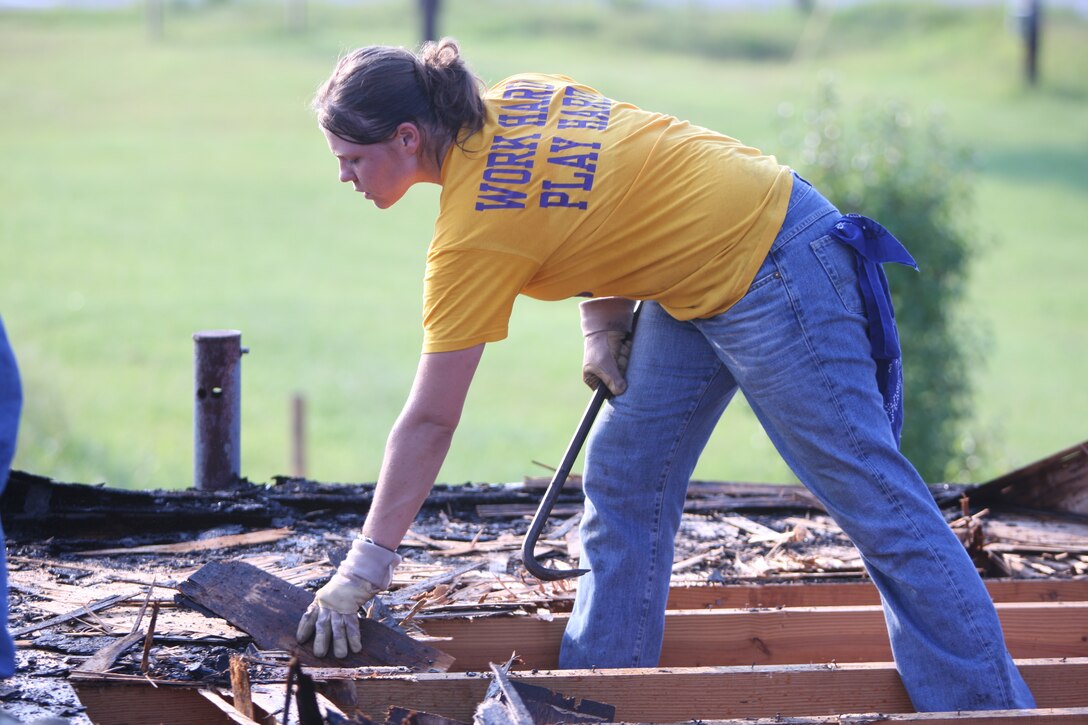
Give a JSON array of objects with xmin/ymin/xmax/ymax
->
[
  {"xmin": 146, "ymin": 0, "xmax": 163, "ymax": 41},
  {"xmin": 1010, "ymin": 0, "xmax": 1042, "ymax": 85},
  {"xmin": 291, "ymin": 393, "xmax": 307, "ymax": 480},
  {"xmin": 194, "ymin": 330, "xmax": 246, "ymax": 491},
  {"xmin": 285, "ymin": 0, "xmax": 307, "ymax": 34},
  {"xmin": 1023, "ymin": 0, "xmax": 1041, "ymax": 86},
  {"xmin": 420, "ymin": 0, "xmax": 440, "ymax": 42}
]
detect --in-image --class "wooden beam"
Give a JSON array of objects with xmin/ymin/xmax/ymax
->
[
  {"xmin": 68, "ymin": 660, "xmax": 1088, "ymax": 725},
  {"xmin": 665, "ymin": 578, "xmax": 1088, "ymax": 610},
  {"xmin": 416, "ymin": 601, "xmax": 1088, "ymax": 671},
  {"xmin": 346, "ymin": 659, "xmax": 1088, "ymax": 723},
  {"xmin": 657, "ymin": 709, "xmax": 1088, "ymax": 724},
  {"xmin": 73, "ymin": 682, "xmax": 238, "ymax": 725}
]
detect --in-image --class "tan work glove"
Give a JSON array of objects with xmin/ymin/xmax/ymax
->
[
  {"xmin": 296, "ymin": 537, "xmax": 401, "ymax": 658},
  {"xmin": 580, "ymin": 297, "xmax": 636, "ymax": 396}
]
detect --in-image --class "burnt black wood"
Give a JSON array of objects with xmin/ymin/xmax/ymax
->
[{"xmin": 176, "ymin": 560, "xmax": 454, "ymax": 672}]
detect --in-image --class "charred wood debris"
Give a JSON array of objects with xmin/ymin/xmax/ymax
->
[{"xmin": 2, "ymin": 440, "xmax": 1087, "ymax": 723}]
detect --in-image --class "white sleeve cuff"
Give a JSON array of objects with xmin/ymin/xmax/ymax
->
[{"xmin": 337, "ymin": 536, "xmax": 402, "ymax": 589}]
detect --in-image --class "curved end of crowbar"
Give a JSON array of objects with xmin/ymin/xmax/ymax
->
[{"xmin": 521, "ymin": 539, "xmax": 590, "ymax": 582}]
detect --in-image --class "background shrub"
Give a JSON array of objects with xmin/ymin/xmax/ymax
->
[{"xmin": 779, "ymin": 81, "xmax": 986, "ymax": 483}]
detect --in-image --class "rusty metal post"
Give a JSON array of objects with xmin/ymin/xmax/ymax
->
[
  {"xmin": 193, "ymin": 330, "xmax": 245, "ymax": 491},
  {"xmin": 420, "ymin": 0, "xmax": 440, "ymax": 42}
]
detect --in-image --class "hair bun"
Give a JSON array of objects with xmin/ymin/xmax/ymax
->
[{"xmin": 419, "ymin": 37, "xmax": 462, "ymax": 71}]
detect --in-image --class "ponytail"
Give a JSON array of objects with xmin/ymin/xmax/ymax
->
[{"xmin": 312, "ymin": 38, "xmax": 484, "ymax": 164}]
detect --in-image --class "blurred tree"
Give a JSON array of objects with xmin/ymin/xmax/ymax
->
[{"xmin": 778, "ymin": 82, "xmax": 987, "ymax": 483}]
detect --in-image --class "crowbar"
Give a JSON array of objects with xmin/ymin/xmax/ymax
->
[{"xmin": 521, "ymin": 302, "xmax": 642, "ymax": 581}]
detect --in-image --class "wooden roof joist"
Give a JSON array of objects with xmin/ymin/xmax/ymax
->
[
  {"xmin": 69, "ymin": 658, "xmax": 1088, "ymax": 725},
  {"xmin": 652, "ymin": 711, "xmax": 1088, "ymax": 725},
  {"xmin": 665, "ymin": 577, "xmax": 1088, "ymax": 609},
  {"xmin": 648, "ymin": 710, "xmax": 1088, "ymax": 724},
  {"xmin": 415, "ymin": 600, "xmax": 1088, "ymax": 671}
]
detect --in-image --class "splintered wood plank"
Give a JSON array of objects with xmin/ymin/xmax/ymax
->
[
  {"xmin": 9, "ymin": 591, "xmax": 141, "ymax": 637},
  {"xmin": 74, "ymin": 528, "xmax": 293, "ymax": 556},
  {"xmin": 665, "ymin": 578, "xmax": 1088, "ymax": 610},
  {"xmin": 348, "ymin": 659, "xmax": 1088, "ymax": 723},
  {"xmin": 416, "ymin": 601, "xmax": 1088, "ymax": 671},
  {"xmin": 969, "ymin": 440, "xmax": 1088, "ymax": 515},
  {"xmin": 75, "ymin": 630, "xmax": 145, "ymax": 674},
  {"xmin": 980, "ymin": 516, "xmax": 1088, "ymax": 551},
  {"xmin": 196, "ymin": 690, "xmax": 267, "ymax": 725},
  {"xmin": 176, "ymin": 559, "xmax": 454, "ymax": 671}
]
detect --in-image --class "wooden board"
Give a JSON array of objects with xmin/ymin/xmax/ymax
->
[
  {"xmin": 69, "ymin": 660, "xmax": 1088, "ymax": 724},
  {"xmin": 416, "ymin": 601, "xmax": 1088, "ymax": 671},
  {"xmin": 665, "ymin": 578, "xmax": 1088, "ymax": 610},
  {"xmin": 346, "ymin": 659, "xmax": 1088, "ymax": 723},
  {"xmin": 73, "ymin": 683, "xmax": 239, "ymax": 725},
  {"xmin": 661, "ymin": 710, "xmax": 1088, "ymax": 724},
  {"xmin": 968, "ymin": 440, "xmax": 1088, "ymax": 515},
  {"xmin": 176, "ymin": 559, "xmax": 454, "ymax": 672}
]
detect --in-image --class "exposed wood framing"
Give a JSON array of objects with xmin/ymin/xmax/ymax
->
[
  {"xmin": 665, "ymin": 711, "xmax": 1088, "ymax": 724},
  {"xmin": 665, "ymin": 577, "xmax": 1088, "ymax": 609},
  {"xmin": 73, "ymin": 683, "xmax": 243, "ymax": 725},
  {"xmin": 415, "ymin": 601, "xmax": 1088, "ymax": 671},
  {"xmin": 11, "ymin": 441, "xmax": 1088, "ymax": 722},
  {"xmin": 69, "ymin": 659, "xmax": 1088, "ymax": 724}
]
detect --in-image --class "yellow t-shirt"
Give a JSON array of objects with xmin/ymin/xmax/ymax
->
[{"xmin": 423, "ymin": 73, "xmax": 792, "ymax": 353}]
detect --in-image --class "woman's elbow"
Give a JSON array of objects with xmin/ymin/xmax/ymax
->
[{"xmin": 395, "ymin": 408, "xmax": 461, "ymax": 443}]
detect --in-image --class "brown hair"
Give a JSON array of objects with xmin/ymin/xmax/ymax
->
[{"xmin": 312, "ymin": 38, "xmax": 485, "ymax": 165}]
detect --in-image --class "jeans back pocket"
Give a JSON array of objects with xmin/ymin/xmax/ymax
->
[{"xmin": 810, "ymin": 235, "xmax": 865, "ymax": 316}]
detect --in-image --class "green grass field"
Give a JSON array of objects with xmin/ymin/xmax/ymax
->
[{"xmin": 2, "ymin": 1, "xmax": 1086, "ymax": 489}]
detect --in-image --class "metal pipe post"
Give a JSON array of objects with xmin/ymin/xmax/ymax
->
[
  {"xmin": 291, "ymin": 392, "xmax": 306, "ymax": 479},
  {"xmin": 193, "ymin": 330, "xmax": 245, "ymax": 491}
]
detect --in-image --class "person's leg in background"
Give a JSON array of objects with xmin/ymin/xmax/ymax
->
[{"xmin": 0, "ymin": 317, "xmax": 22, "ymax": 679}]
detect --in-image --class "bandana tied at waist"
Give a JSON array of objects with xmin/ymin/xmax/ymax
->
[{"xmin": 828, "ymin": 214, "xmax": 919, "ymax": 446}]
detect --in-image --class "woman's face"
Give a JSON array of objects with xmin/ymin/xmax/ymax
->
[{"xmin": 322, "ymin": 126, "xmax": 419, "ymax": 210}]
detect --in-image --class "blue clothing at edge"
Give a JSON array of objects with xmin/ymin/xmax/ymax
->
[
  {"xmin": 0, "ymin": 317, "xmax": 22, "ymax": 678},
  {"xmin": 559, "ymin": 174, "xmax": 1035, "ymax": 711}
]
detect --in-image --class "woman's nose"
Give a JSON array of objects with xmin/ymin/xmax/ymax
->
[{"xmin": 338, "ymin": 160, "xmax": 354, "ymax": 183}]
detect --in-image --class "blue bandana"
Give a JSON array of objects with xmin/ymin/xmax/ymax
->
[{"xmin": 828, "ymin": 214, "xmax": 919, "ymax": 445}]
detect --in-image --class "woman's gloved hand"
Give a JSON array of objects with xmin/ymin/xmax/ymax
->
[
  {"xmin": 580, "ymin": 297, "xmax": 636, "ymax": 396},
  {"xmin": 296, "ymin": 537, "xmax": 401, "ymax": 658}
]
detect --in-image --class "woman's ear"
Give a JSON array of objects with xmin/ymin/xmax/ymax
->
[{"xmin": 396, "ymin": 122, "xmax": 422, "ymax": 154}]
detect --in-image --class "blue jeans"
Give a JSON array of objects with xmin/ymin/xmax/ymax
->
[
  {"xmin": 0, "ymin": 317, "xmax": 21, "ymax": 678},
  {"xmin": 558, "ymin": 176, "xmax": 1035, "ymax": 712}
]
